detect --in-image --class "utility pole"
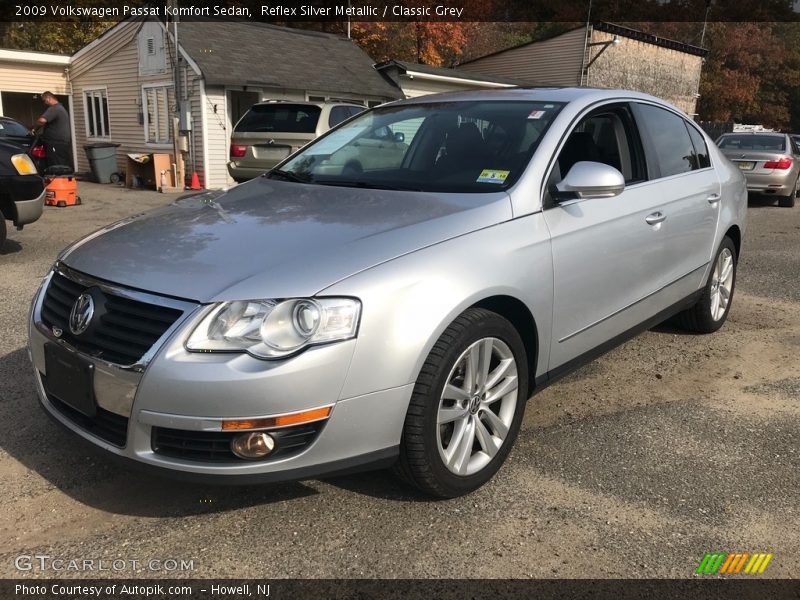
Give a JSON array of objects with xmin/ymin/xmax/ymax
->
[
  {"xmin": 169, "ymin": 0, "xmax": 185, "ymax": 190},
  {"xmin": 700, "ymin": 0, "xmax": 712, "ymax": 48}
]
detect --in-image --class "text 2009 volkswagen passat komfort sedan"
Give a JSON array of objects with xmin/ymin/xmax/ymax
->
[{"xmin": 29, "ymin": 89, "xmax": 746, "ymax": 497}]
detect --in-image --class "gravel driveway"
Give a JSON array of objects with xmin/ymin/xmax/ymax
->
[{"xmin": 0, "ymin": 184, "xmax": 797, "ymax": 579}]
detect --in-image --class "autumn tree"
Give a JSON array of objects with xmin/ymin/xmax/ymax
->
[{"xmin": 3, "ymin": 21, "xmax": 114, "ymax": 54}]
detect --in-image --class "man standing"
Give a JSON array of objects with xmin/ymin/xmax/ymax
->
[{"xmin": 34, "ymin": 91, "xmax": 72, "ymax": 170}]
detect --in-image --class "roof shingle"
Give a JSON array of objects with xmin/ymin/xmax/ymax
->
[{"xmin": 178, "ymin": 22, "xmax": 401, "ymax": 99}]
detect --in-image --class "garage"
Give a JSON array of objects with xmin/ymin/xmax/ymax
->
[{"xmin": 0, "ymin": 48, "xmax": 73, "ymax": 165}]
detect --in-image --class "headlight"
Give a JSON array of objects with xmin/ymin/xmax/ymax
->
[
  {"xmin": 11, "ymin": 153, "xmax": 37, "ymax": 175},
  {"xmin": 186, "ymin": 297, "xmax": 361, "ymax": 359}
]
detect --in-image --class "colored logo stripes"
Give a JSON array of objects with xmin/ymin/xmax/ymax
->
[{"xmin": 696, "ymin": 552, "xmax": 773, "ymax": 575}]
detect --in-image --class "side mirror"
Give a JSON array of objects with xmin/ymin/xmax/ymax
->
[
  {"xmin": 393, "ymin": 131, "xmax": 405, "ymax": 143},
  {"xmin": 554, "ymin": 161, "xmax": 625, "ymax": 201}
]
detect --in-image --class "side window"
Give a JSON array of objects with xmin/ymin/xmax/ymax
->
[
  {"xmin": 329, "ymin": 106, "xmax": 352, "ymax": 128},
  {"xmin": 348, "ymin": 106, "xmax": 365, "ymax": 118},
  {"xmin": 635, "ymin": 104, "xmax": 697, "ymax": 178},
  {"xmin": 548, "ymin": 104, "xmax": 644, "ymax": 193},
  {"xmin": 685, "ymin": 123, "xmax": 711, "ymax": 169}
]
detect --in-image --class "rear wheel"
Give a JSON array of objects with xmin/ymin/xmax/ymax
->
[
  {"xmin": 779, "ymin": 177, "xmax": 799, "ymax": 207},
  {"xmin": 0, "ymin": 213, "xmax": 6, "ymax": 250},
  {"xmin": 394, "ymin": 308, "xmax": 528, "ymax": 498},
  {"xmin": 677, "ymin": 237, "xmax": 737, "ymax": 333}
]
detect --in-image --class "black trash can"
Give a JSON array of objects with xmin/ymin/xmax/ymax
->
[{"xmin": 83, "ymin": 142, "xmax": 120, "ymax": 183}]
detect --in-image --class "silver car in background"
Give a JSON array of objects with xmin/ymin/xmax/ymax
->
[
  {"xmin": 716, "ymin": 132, "xmax": 800, "ymax": 207},
  {"xmin": 29, "ymin": 88, "xmax": 747, "ymax": 497},
  {"xmin": 227, "ymin": 100, "xmax": 365, "ymax": 182}
]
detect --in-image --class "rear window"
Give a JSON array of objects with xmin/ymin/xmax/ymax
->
[
  {"xmin": 328, "ymin": 105, "xmax": 364, "ymax": 128},
  {"xmin": 234, "ymin": 104, "xmax": 322, "ymax": 133},
  {"xmin": 0, "ymin": 119, "xmax": 30, "ymax": 137},
  {"xmin": 718, "ymin": 134, "xmax": 785, "ymax": 151}
]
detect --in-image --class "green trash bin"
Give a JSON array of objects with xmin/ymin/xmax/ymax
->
[{"xmin": 83, "ymin": 142, "xmax": 120, "ymax": 183}]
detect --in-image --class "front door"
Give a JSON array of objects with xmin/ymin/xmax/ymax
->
[{"xmin": 543, "ymin": 103, "xmax": 668, "ymax": 370}]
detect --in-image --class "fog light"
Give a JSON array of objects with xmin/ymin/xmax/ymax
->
[{"xmin": 231, "ymin": 432, "xmax": 275, "ymax": 459}]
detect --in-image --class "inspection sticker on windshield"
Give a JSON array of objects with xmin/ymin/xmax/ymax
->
[
  {"xmin": 477, "ymin": 169, "xmax": 510, "ymax": 184},
  {"xmin": 528, "ymin": 110, "xmax": 546, "ymax": 119}
]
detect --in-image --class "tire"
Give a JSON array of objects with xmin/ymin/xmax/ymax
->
[
  {"xmin": 0, "ymin": 213, "xmax": 6, "ymax": 250},
  {"xmin": 394, "ymin": 308, "xmax": 528, "ymax": 498},
  {"xmin": 676, "ymin": 237, "xmax": 737, "ymax": 333},
  {"xmin": 778, "ymin": 177, "xmax": 799, "ymax": 207}
]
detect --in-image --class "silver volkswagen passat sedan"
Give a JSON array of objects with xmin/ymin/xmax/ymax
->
[{"xmin": 29, "ymin": 88, "xmax": 747, "ymax": 497}]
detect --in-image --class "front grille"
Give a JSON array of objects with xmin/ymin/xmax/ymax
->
[
  {"xmin": 152, "ymin": 422, "xmax": 324, "ymax": 463},
  {"xmin": 40, "ymin": 271, "xmax": 183, "ymax": 365},
  {"xmin": 43, "ymin": 375, "xmax": 129, "ymax": 447}
]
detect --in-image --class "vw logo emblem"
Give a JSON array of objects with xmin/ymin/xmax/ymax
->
[{"xmin": 69, "ymin": 293, "xmax": 95, "ymax": 335}]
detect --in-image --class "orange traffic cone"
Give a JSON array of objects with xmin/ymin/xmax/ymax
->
[{"xmin": 189, "ymin": 171, "xmax": 202, "ymax": 190}]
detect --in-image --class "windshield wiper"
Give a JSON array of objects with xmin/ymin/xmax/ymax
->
[
  {"xmin": 313, "ymin": 179, "xmax": 421, "ymax": 192},
  {"xmin": 265, "ymin": 169, "xmax": 312, "ymax": 183}
]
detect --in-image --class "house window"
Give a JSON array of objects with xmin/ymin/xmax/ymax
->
[
  {"xmin": 143, "ymin": 85, "xmax": 175, "ymax": 144},
  {"xmin": 84, "ymin": 89, "xmax": 110, "ymax": 139}
]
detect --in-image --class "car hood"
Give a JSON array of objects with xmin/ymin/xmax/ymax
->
[{"xmin": 60, "ymin": 178, "xmax": 512, "ymax": 302}]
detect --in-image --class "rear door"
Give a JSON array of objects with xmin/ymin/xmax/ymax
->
[
  {"xmin": 231, "ymin": 104, "xmax": 322, "ymax": 170},
  {"xmin": 631, "ymin": 102, "xmax": 720, "ymax": 296}
]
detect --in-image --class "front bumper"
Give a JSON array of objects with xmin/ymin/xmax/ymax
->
[
  {"xmin": 28, "ymin": 269, "xmax": 410, "ymax": 481},
  {"xmin": 0, "ymin": 174, "xmax": 45, "ymax": 226}
]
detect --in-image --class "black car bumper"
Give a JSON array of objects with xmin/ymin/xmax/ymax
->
[{"xmin": 0, "ymin": 174, "xmax": 45, "ymax": 226}]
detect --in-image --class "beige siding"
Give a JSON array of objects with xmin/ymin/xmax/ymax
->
[
  {"xmin": 70, "ymin": 20, "xmax": 207, "ymax": 186},
  {"xmin": 203, "ymin": 85, "xmax": 230, "ymax": 189},
  {"xmin": 458, "ymin": 28, "xmax": 586, "ymax": 86},
  {"xmin": 0, "ymin": 62, "xmax": 68, "ymax": 94}
]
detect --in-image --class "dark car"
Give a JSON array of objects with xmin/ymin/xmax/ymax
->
[
  {"xmin": 0, "ymin": 116, "xmax": 47, "ymax": 172},
  {"xmin": 0, "ymin": 137, "xmax": 45, "ymax": 248}
]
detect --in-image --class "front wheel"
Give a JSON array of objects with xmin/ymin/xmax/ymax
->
[
  {"xmin": 394, "ymin": 308, "xmax": 528, "ymax": 498},
  {"xmin": 0, "ymin": 213, "xmax": 6, "ymax": 250},
  {"xmin": 677, "ymin": 237, "xmax": 737, "ymax": 333}
]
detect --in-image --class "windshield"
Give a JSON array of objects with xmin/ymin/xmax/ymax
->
[
  {"xmin": 718, "ymin": 134, "xmax": 785, "ymax": 151},
  {"xmin": 235, "ymin": 104, "xmax": 322, "ymax": 133},
  {"xmin": 273, "ymin": 100, "xmax": 564, "ymax": 192}
]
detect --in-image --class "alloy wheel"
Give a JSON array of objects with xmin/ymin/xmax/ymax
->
[
  {"xmin": 710, "ymin": 247, "xmax": 734, "ymax": 321},
  {"xmin": 436, "ymin": 337, "xmax": 519, "ymax": 476}
]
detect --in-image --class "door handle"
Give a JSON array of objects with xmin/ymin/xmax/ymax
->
[
  {"xmin": 645, "ymin": 212, "xmax": 666, "ymax": 225},
  {"xmin": 707, "ymin": 193, "xmax": 721, "ymax": 204}
]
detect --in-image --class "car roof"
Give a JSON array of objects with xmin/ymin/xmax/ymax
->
[
  {"xmin": 383, "ymin": 86, "xmax": 691, "ymax": 117},
  {"xmin": 389, "ymin": 86, "xmax": 666, "ymax": 105},
  {"xmin": 719, "ymin": 132, "xmax": 785, "ymax": 136}
]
